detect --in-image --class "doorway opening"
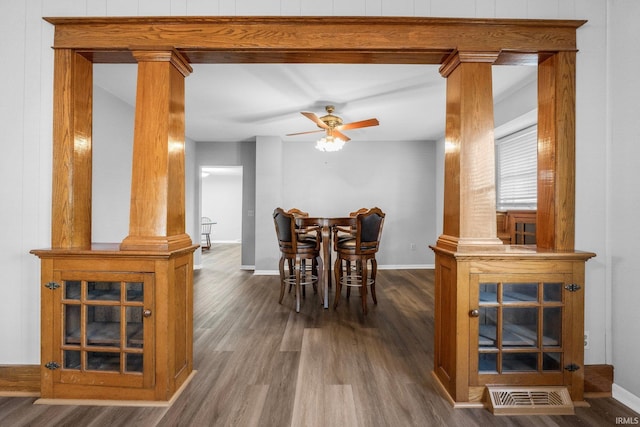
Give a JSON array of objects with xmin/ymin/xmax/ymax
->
[{"xmin": 200, "ymin": 165, "xmax": 243, "ymax": 266}]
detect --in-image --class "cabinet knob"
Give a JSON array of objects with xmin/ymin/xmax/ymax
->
[
  {"xmin": 143, "ymin": 309, "xmax": 152, "ymax": 318},
  {"xmin": 469, "ymin": 309, "xmax": 480, "ymax": 317}
]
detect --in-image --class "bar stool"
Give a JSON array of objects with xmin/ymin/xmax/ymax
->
[
  {"xmin": 332, "ymin": 207, "xmax": 385, "ymax": 314},
  {"xmin": 273, "ymin": 208, "xmax": 323, "ymax": 312}
]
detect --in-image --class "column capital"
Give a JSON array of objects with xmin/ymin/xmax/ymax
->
[
  {"xmin": 131, "ymin": 48, "xmax": 193, "ymax": 77},
  {"xmin": 439, "ymin": 50, "xmax": 500, "ymax": 77}
]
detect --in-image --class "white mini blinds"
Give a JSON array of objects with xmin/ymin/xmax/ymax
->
[{"xmin": 495, "ymin": 125, "xmax": 537, "ymax": 210}]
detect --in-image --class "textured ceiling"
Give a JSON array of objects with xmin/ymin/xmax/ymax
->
[{"xmin": 94, "ymin": 63, "xmax": 536, "ymax": 144}]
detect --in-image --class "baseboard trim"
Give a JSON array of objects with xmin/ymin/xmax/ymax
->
[
  {"xmin": 0, "ymin": 365, "xmax": 40, "ymax": 394},
  {"xmin": 613, "ymin": 383, "xmax": 640, "ymax": 415},
  {"xmin": 378, "ymin": 264, "xmax": 434, "ymax": 270},
  {"xmin": 254, "ymin": 270, "xmax": 280, "ymax": 275},
  {"xmin": 35, "ymin": 370, "xmax": 197, "ymax": 407},
  {"xmin": 254, "ymin": 265, "xmax": 435, "ymax": 276},
  {"xmin": 584, "ymin": 364, "xmax": 613, "ymax": 394}
]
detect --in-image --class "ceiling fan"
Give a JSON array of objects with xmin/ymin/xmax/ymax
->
[{"xmin": 286, "ymin": 105, "xmax": 379, "ymax": 148}]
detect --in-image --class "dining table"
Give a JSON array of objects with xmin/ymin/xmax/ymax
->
[{"xmin": 295, "ymin": 216, "xmax": 356, "ymax": 308}]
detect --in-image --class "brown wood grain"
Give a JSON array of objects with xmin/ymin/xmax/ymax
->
[
  {"xmin": 30, "ymin": 245, "xmax": 196, "ymax": 402},
  {"xmin": 0, "ymin": 366, "xmax": 40, "ymax": 394},
  {"xmin": 120, "ymin": 50, "xmax": 193, "ymax": 252},
  {"xmin": 51, "ymin": 50, "xmax": 92, "ymax": 249},
  {"xmin": 44, "ymin": 17, "xmax": 584, "ymax": 66},
  {"xmin": 584, "ymin": 364, "xmax": 614, "ymax": 393},
  {"xmin": 537, "ymin": 52, "xmax": 577, "ymax": 251},
  {"xmin": 440, "ymin": 53, "xmax": 503, "ymax": 249}
]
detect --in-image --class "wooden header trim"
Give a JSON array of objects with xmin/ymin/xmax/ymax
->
[{"xmin": 43, "ymin": 16, "xmax": 586, "ymax": 65}]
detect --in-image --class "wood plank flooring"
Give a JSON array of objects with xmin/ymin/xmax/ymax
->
[{"xmin": 1, "ymin": 243, "xmax": 638, "ymax": 426}]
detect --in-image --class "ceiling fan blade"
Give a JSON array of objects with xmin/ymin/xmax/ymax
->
[
  {"xmin": 301, "ymin": 112, "xmax": 329, "ymax": 129},
  {"xmin": 337, "ymin": 118, "xmax": 380, "ymax": 131},
  {"xmin": 333, "ymin": 129, "xmax": 351, "ymax": 142},
  {"xmin": 286, "ymin": 129, "xmax": 325, "ymax": 136}
]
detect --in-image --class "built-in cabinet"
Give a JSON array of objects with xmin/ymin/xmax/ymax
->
[
  {"xmin": 432, "ymin": 248, "xmax": 594, "ymax": 405},
  {"xmin": 32, "ymin": 246, "xmax": 195, "ymax": 401}
]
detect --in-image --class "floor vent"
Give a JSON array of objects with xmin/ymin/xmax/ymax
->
[{"xmin": 487, "ymin": 386, "xmax": 574, "ymax": 416}]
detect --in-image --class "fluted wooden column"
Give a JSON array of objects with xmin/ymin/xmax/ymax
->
[
  {"xmin": 537, "ymin": 51, "xmax": 577, "ymax": 251},
  {"xmin": 51, "ymin": 49, "xmax": 93, "ymax": 249},
  {"xmin": 120, "ymin": 49, "xmax": 193, "ymax": 251},
  {"xmin": 437, "ymin": 51, "xmax": 503, "ymax": 252}
]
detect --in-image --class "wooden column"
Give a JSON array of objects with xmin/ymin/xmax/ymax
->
[
  {"xmin": 51, "ymin": 49, "xmax": 92, "ymax": 249},
  {"xmin": 437, "ymin": 51, "xmax": 503, "ymax": 252},
  {"xmin": 537, "ymin": 51, "xmax": 577, "ymax": 251},
  {"xmin": 120, "ymin": 49, "xmax": 193, "ymax": 252}
]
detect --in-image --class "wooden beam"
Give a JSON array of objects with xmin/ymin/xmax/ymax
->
[{"xmin": 44, "ymin": 17, "xmax": 585, "ymax": 65}]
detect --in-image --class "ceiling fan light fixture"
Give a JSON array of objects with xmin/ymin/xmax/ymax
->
[{"xmin": 315, "ymin": 135, "xmax": 345, "ymax": 152}]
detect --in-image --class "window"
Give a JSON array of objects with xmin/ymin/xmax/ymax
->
[{"xmin": 495, "ymin": 125, "xmax": 537, "ymax": 210}]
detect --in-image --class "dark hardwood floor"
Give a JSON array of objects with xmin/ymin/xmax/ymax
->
[{"xmin": 1, "ymin": 243, "xmax": 638, "ymax": 426}]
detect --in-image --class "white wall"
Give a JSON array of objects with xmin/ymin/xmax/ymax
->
[
  {"xmin": 3, "ymin": 0, "xmax": 638, "ymax": 410},
  {"xmin": 92, "ymin": 86, "xmax": 133, "ymax": 242},
  {"xmin": 255, "ymin": 136, "xmax": 284, "ymax": 272},
  {"xmin": 280, "ymin": 139, "xmax": 436, "ymax": 268},
  {"xmin": 254, "ymin": 137, "xmax": 437, "ymax": 273},
  {"xmin": 609, "ymin": 0, "xmax": 640, "ymax": 410},
  {"xmin": 0, "ymin": 1, "xmax": 52, "ymax": 364}
]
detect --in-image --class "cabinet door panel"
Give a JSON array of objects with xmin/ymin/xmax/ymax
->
[
  {"xmin": 470, "ymin": 272, "xmax": 571, "ymax": 387},
  {"xmin": 51, "ymin": 271, "xmax": 154, "ymax": 389}
]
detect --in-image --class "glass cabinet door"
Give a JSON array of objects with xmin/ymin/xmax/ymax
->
[
  {"xmin": 53, "ymin": 271, "xmax": 154, "ymax": 388},
  {"xmin": 471, "ymin": 274, "xmax": 568, "ymax": 385}
]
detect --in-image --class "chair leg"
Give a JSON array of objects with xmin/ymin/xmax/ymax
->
[
  {"xmin": 347, "ymin": 260, "xmax": 359, "ymax": 299},
  {"xmin": 333, "ymin": 257, "xmax": 342, "ymax": 309},
  {"xmin": 300, "ymin": 259, "xmax": 307, "ymax": 298},
  {"xmin": 370, "ymin": 258, "xmax": 378, "ymax": 305},
  {"xmin": 361, "ymin": 259, "xmax": 368, "ymax": 314},
  {"xmin": 312, "ymin": 257, "xmax": 318, "ymax": 294},
  {"xmin": 302, "ymin": 258, "xmax": 306, "ymax": 299},
  {"xmin": 278, "ymin": 256, "xmax": 286, "ymax": 304},
  {"xmin": 295, "ymin": 257, "xmax": 302, "ymax": 313},
  {"xmin": 288, "ymin": 259, "xmax": 294, "ymax": 293},
  {"xmin": 315, "ymin": 254, "xmax": 323, "ymax": 298}
]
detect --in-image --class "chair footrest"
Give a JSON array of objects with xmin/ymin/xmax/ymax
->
[
  {"xmin": 339, "ymin": 274, "xmax": 374, "ymax": 286},
  {"xmin": 285, "ymin": 274, "xmax": 318, "ymax": 286}
]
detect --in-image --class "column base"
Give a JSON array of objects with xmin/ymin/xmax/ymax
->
[{"xmin": 120, "ymin": 233, "xmax": 194, "ymax": 252}]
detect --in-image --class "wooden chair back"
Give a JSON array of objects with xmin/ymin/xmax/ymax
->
[{"xmin": 354, "ymin": 207, "xmax": 385, "ymax": 254}]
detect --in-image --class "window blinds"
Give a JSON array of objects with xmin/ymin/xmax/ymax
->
[{"xmin": 495, "ymin": 125, "xmax": 537, "ymax": 210}]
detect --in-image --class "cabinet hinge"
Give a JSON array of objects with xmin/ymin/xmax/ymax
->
[
  {"xmin": 45, "ymin": 361, "xmax": 60, "ymax": 370},
  {"xmin": 44, "ymin": 282, "xmax": 60, "ymax": 290},
  {"xmin": 564, "ymin": 363, "xmax": 580, "ymax": 372},
  {"xmin": 564, "ymin": 283, "xmax": 581, "ymax": 292}
]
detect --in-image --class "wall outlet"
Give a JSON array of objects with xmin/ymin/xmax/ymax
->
[
  {"xmin": 410, "ymin": 243, "xmax": 416, "ymax": 251},
  {"xmin": 584, "ymin": 331, "xmax": 590, "ymax": 349}
]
